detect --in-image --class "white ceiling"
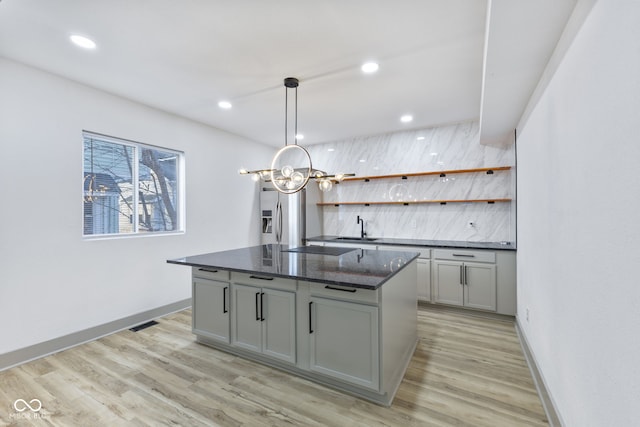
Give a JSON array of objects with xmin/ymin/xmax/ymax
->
[{"xmin": 0, "ymin": 0, "xmax": 577, "ymax": 147}]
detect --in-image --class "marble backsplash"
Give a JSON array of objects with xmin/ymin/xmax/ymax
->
[{"xmin": 306, "ymin": 121, "xmax": 516, "ymax": 242}]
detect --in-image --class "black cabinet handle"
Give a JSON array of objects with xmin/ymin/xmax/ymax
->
[
  {"xmin": 255, "ymin": 292, "xmax": 260, "ymax": 320},
  {"xmin": 198, "ymin": 268, "xmax": 219, "ymax": 273},
  {"xmin": 250, "ymin": 275, "xmax": 274, "ymax": 281},
  {"xmin": 325, "ymin": 285, "xmax": 357, "ymax": 293},
  {"xmin": 260, "ymin": 292, "xmax": 265, "ymax": 321},
  {"xmin": 309, "ymin": 301, "xmax": 314, "ymax": 334},
  {"xmin": 223, "ymin": 287, "xmax": 228, "ymax": 313},
  {"xmin": 452, "ymin": 253, "xmax": 475, "ymax": 258}
]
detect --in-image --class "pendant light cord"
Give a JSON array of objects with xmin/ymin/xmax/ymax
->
[
  {"xmin": 284, "ymin": 85, "xmax": 288, "ymax": 146},
  {"xmin": 283, "ymin": 84, "xmax": 299, "ymax": 147},
  {"xmin": 283, "ymin": 77, "xmax": 300, "ymax": 147}
]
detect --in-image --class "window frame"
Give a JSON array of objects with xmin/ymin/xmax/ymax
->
[{"xmin": 82, "ymin": 130, "xmax": 185, "ymax": 239}]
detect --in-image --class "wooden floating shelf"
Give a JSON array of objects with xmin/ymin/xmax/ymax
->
[
  {"xmin": 318, "ymin": 198, "xmax": 512, "ymax": 207},
  {"xmin": 341, "ymin": 166, "xmax": 511, "ymax": 182}
]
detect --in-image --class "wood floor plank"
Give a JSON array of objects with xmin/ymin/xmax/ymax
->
[{"xmin": 0, "ymin": 305, "xmax": 548, "ymax": 426}]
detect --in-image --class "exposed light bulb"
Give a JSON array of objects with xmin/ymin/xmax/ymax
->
[
  {"xmin": 291, "ymin": 171, "xmax": 304, "ymax": 185},
  {"xmin": 319, "ymin": 179, "xmax": 333, "ymax": 192},
  {"xmin": 281, "ymin": 165, "xmax": 294, "ymax": 178}
]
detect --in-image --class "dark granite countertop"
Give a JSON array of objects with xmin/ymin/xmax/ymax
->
[
  {"xmin": 307, "ymin": 235, "xmax": 516, "ymax": 251},
  {"xmin": 167, "ymin": 244, "xmax": 420, "ymax": 289}
]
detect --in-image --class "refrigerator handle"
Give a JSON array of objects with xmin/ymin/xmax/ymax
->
[{"xmin": 275, "ymin": 200, "xmax": 283, "ymax": 244}]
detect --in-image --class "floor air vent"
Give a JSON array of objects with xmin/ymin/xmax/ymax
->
[{"xmin": 129, "ymin": 320, "xmax": 158, "ymax": 332}]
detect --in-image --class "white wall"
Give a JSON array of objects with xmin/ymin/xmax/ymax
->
[
  {"xmin": 516, "ymin": 1, "xmax": 640, "ymax": 425},
  {"xmin": 0, "ymin": 58, "xmax": 272, "ymax": 355}
]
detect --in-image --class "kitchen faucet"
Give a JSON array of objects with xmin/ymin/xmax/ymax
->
[{"xmin": 357, "ymin": 215, "xmax": 366, "ymax": 239}]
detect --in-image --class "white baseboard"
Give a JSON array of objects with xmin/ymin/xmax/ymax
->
[
  {"xmin": 0, "ymin": 298, "xmax": 191, "ymax": 372},
  {"xmin": 515, "ymin": 317, "xmax": 563, "ymax": 427}
]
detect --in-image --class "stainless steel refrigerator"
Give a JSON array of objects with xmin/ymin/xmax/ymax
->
[{"xmin": 260, "ymin": 182, "xmax": 322, "ymax": 246}]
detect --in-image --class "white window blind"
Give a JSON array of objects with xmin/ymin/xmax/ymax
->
[{"xmin": 83, "ymin": 131, "xmax": 184, "ymax": 237}]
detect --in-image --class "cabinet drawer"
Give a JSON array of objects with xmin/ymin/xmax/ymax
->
[
  {"xmin": 433, "ymin": 249, "xmax": 495, "ymax": 263},
  {"xmin": 381, "ymin": 245, "xmax": 430, "ymax": 259},
  {"xmin": 231, "ymin": 272, "xmax": 296, "ymax": 291},
  {"xmin": 309, "ymin": 282, "xmax": 379, "ymax": 305},
  {"xmin": 193, "ymin": 267, "xmax": 230, "ymax": 281}
]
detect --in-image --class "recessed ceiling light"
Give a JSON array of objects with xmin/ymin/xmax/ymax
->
[
  {"xmin": 359, "ymin": 159, "xmax": 366, "ymax": 163},
  {"xmin": 70, "ymin": 34, "xmax": 96, "ymax": 49},
  {"xmin": 361, "ymin": 62, "xmax": 379, "ymax": 74},
  {"xmin": 416, "ymin": 136, "xmax": 425, "ymax": 141},
  {"xmin": 295, "ymin": 134, "xmax": 304, "ymax": 140},
  {"xmin": 400, "ymin": 115, "xmax": 413, "ymax": 123},
  {"xmin": 218, "ymin": 101, "xmax": 232, "ymax": 109},
  {"xmin": 327, "ymin": 148, "xmax": 335, "ymax": 152}
]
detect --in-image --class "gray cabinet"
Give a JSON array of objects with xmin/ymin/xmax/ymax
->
[
  {"xmin": 417, "ymin": 258, "xmax": 431, "ymax": 302},
  {"xmin": 379, "ymin": 245, "xmax": 432, "ymax": 303},
  {"xmin": 231, "ymin": 283, "xmax": 262, "ymax": 353},
  {"xmin": 187, "ymin": 262, "xmax": 418, "ymax": 406},
  {"xmin": 433, "ymin": 260, "xmax": 465, "ymax": 306},
  {"xmin": 309, "ymin": 295, "xmax": 380, "ymax": 391},
  {"xmin": 319, "ymin": 241, "xmax": 516, "ymax": 315},
  {"xmin": 433, "ymin": 249, "xmax": 497, "ymax": 312},
  {"xmin": 231, "ymin": 283, "xmax": 296, "ymax": 364},
  {"xmin": 193, "ymin": 277, "xmax": 230, "ymax": 344},
  {"xmin": 464, "ymin": 262, "xmax": 497, "ymax": 311},
  {"xmin": 323, "ymin": 242, "xmax": 433, "ymax": 303}
]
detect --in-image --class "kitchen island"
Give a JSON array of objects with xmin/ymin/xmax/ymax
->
[{"xmin": 168, "ymin": 244, "xmax": 419, "ymax": 406}]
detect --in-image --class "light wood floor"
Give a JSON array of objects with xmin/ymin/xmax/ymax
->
[{"xmin": 0, "ymin": 305, "xmax": 548, "ymax": 426}]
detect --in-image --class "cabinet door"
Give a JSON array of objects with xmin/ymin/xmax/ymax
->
[
  {"xmin": 193, "ymin": 278, "xmax": 230, "ymax": 343},
  {"xmin": 433, "ymin": 260, "xmax": 464, "ymax": 307},
  {"xmin": 417, "ymin": 258, "xmax": 431, "ymax": 302},
  {"xmin": 231, "ymin": 284, "xmax": 262, "ymax": 353},
  {"xmin": 464, "ymin": 262, "xmax": 497, "ymax": 312},
  {"xmin": 262, "ymin": 288, "xmax": 296, "ymax": 364},
  {"xmin": 309, "ymin": 297, "xmax": 379, "ymax": 391}
]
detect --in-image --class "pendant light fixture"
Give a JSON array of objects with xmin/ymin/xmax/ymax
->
[{"xmin": 240, "ymin": 77, "xmax": 354, "ymax": 193}]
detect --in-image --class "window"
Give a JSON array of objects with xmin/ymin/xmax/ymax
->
[{"xmin": 83, "ymin": 131, "xmax": 184, "ymax": 237}]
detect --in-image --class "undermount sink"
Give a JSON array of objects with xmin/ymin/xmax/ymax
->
[{"xmin": 334, "ymin": 237, "xmax": 378, "ymax": 242}]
